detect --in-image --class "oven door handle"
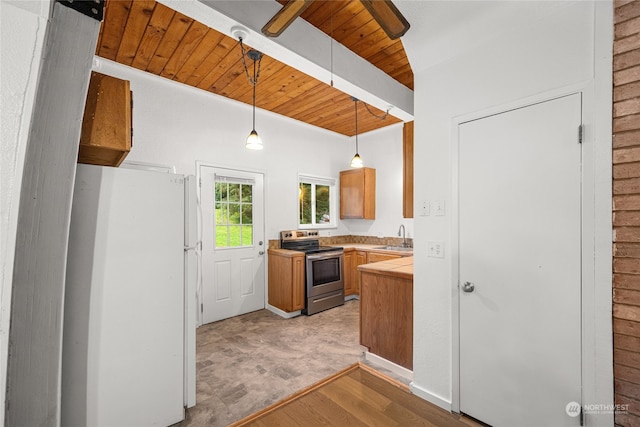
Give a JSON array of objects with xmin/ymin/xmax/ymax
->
[{"xmin": 306, "ymin": 251, "xmax": 344, "ymax": 261}]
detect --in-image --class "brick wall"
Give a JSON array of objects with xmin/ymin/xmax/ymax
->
[{"xmin": 614, "ymin": 1, "xmax": 640, "ymax": 425}]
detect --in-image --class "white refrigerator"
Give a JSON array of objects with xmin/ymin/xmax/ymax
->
[{"xmin": 62, "ymin": 164, "xmax": 197, "ymax": 426}]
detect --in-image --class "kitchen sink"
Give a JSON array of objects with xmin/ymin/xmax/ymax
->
[{"xmin": 380, "ymin": 246, "xmax": 413, "ymax": 252}]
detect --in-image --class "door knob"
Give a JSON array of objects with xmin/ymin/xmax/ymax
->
[
  {"xmin": 462, "ymin": 282, "xmax": 475, "ymax": 293},
  {"xmin": 259, "ymin": 251, "xmax": 265, "ymax": 255}
]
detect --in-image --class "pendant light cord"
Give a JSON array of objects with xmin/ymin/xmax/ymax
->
[
  {"xmin": 252, "ymin": 59, "xmax": 257, "ymax": 130},
  {"xmin": 354, "ymin": 98, "xmax": 359, "ymax": 151}
]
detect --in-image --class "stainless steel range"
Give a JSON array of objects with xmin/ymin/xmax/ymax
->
[{"xmin": 280, "ymin": 230, "xmax": 344, "ymax": 315}]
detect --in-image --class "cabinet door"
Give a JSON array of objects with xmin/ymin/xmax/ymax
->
[
  {"xmin": 354, "ymin": 251, "xmax": 368, "ymax": 295},
  {"xmin": 367, "ymin": 252, "xmax": 401, "ymax": 264},
  {"xmin": 340, "ymin": 168, "xmax": 375, "ymax": 219},
  {"xmin": 343, "ymin": 251, "xmax": 355, "ymax": 296},
  {"xmin": 291, "ymin": 255, "xmax": 305, "ymax": 310}
]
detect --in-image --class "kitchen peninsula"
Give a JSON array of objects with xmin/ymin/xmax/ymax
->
[{"xmin": 359, "ymin": 256, "xmax": 413, "ymax": 371}]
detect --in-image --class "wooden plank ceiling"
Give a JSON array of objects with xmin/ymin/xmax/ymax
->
[{"xmin": 96, "ymin": 0, "xmax": 413, "ymax": 136}]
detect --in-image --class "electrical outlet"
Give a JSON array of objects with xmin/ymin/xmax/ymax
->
[
  {"xmin": 420, "ymin": 200, "xmax": 430, "ymax": 216},
  {"xmin": 427, "ymin": 241, "xmax": 444, "ymax": 258}
]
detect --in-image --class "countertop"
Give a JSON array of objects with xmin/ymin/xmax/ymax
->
[
  {"xmin": 357, "ymin": 256, "xmax": 413, "ymax": 280},
  {"xmin": 330, "ymin": 244, "xmax": 413, "ymax": 256}
]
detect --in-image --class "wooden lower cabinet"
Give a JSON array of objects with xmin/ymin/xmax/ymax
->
[
  {"xmin": 367, "ymin": 252, "xmax": 401, "ymax": 264},
  {"xmin": 360, "ymin": 270, "xmax": 413, "ymax": 370},
  {"xmin": 268, "ymin": 249, "xmax": 305, "ymax": 312},
  {"xmin": 344, "ymin": 250, "xmax": 370, "ymax": 296}
]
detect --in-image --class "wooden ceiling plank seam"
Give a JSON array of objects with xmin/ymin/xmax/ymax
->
[
  {"xmin": 371, "ymin": 51, "xmax": 410, "ymax": 73},
  {"xmin": 305, "ymin": 1, "xmax": 352, "ymax": 30},
  {"xmin": 360, "ymin": 37, "xmax": 405, "ymax": 61},
  {"xmin": 268, "ymin": 82, "xmax": 332, "ymax": 114},
  {"xmin": 97, "ymin": 0, "xmax": 133, "ymax": 61},
  {"xmin": 160, "ymin": 20, "xmax": 210, "ymax": 80},
  {"xmin": 217, "ymin": 56, "xmax": 283, "ymax": 100},
  {"xmin": 250, "ymin": 62, "xmax": 304, "ymax": 98},
  {"xmin": 130, "ymin": 3, "xmax": 177, "ymax": 71},
  {"xmin": 260, "ymin": 74, "xmax": 321, "ymax": 111},
  {"xmin": 195, "ymin": 44, "xmax": 245, "ymax": 91},
  {"xmin": 277, "ymin": 86, "xmax": 346, "ymax": 119},
  {"xmin": 146, "ymin": 11, "xmax": 194, "ymax": 75},
  {"xmin": 332, "ymin": 5, "xmax": 376, "ymax": 40},
  {"xmin": 367, "ymin": 39, "xmax": 406, "ymax": 61},
  {"xmin": 184, "ymin": 35, "xmax": 238, "ymax": 87},
  {"xmin": 225, "ymin": 60, "xmax": 289, "ymax": 102},
  {"xmin": 350, "ymin": 28, "xmax": 392, "ymax": 58},
  {"xmin": 174, "ymin": 30, "xmax": 226, "ymax": 83},
  {"xmin": 316, "ymin": 0, "xmax": 363, "ymax": 36},
  {"xmin": 292, "ymin": 93, "xmax": 354, "ymax": 123},
  {"xmin": 115, "ymin": 0, "xmax": 157, "ymax": 66},
  {"xmin": 339, "ymin": 19, "xmax": 382, "ymax": 51}
]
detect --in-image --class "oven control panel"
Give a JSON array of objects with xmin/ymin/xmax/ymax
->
[{"xmin": 281, "ymin": 230, "xmax": 319, "ymax": 240}]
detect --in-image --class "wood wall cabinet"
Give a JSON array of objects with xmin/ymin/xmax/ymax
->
[
  {"xmin": 267, "ymin": 249, "xmax": 305, "ymax": 312},
  {"xmin": 78, "ymin": 71, "xmax": 132, "ymax": 167},
  {"xmin": 340, "ymin": 168, "xmax": 376, "ymax": 219},
  {"xmin": 403, "ymin": 121, "xmax": 414, "ymax": 218}
]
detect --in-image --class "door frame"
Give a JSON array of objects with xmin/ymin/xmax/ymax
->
[
  {"xmin": 450, "ymin": 83, "xmax": 610, "ymax": 422},
  {"xmin": 195, "ymin": 161, "xmax": 268, "ymax": 326}
]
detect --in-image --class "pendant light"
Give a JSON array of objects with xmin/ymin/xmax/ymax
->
[
  {"xmin": 245, "ymin": 49, "xmax": 263, "ymax": 150},
  {"xmin": 236, "ymin": 33, "xmax": 264, "ymax": 150},
  {"xmin": 351, "ymin": 97, "xmax": 363, "ymax": 168}
]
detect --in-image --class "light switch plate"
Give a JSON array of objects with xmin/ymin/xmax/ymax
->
[
  {"xmin": 433, "ymin": 200, "xmax": 445, "ymax": 216},
  {"xmin": 427, "ymin": 241, "xmax": 444, "ymax": 258}
]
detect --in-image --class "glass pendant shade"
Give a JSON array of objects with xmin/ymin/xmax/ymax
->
[
  {"xmin": 246, "ymin": 129, "xmax": 263, "ymax": 150},
  {"xmin": 351, "ymin": 153, "xmax": 363, "ymax": 168}
]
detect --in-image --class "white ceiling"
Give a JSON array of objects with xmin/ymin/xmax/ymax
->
[{"xmin": 396, "ymin": 0, "xmax": 579, "ymax": 74}]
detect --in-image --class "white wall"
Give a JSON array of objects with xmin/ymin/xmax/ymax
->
[
  {"xmin": 0, "ymin": 2, "xmax": 50, "ymax": 425},
  {"xmin": 93, "ymin": 58, "xmax": 412, "ymax": 240},
  {"xmin": 398, "ymin": 0, "xmax": 613, "ymax": 422}
]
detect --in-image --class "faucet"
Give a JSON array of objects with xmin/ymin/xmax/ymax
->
[{"xmin": 398, "ymin": 225, "xmax": 410, "ymax": 247}]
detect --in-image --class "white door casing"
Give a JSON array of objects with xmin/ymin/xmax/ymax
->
[
  {"xmin": 458, "ymin": 94, "xmax": 582, "ymax": 426},
  {"xmin": 200, "ymin": 165, "xmax": 265, "ymax": 324}
]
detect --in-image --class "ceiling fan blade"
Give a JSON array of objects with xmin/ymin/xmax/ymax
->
[
  {"xmin": 360, "ymin": 0, "xmax": 410, "ymax": 40},
  {"xmin": 262, "ymin": 0, "xmax": 314, "ymax": 37}
]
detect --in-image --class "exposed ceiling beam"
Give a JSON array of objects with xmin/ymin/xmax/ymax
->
[{"xmin": 157, "ymin": 0, "xmax": 414, "ymax": 122}]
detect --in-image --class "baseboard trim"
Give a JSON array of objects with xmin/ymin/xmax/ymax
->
[
  {"xmin": 364, "ymin": 352, "xmax": 413, "ymax": 382},
  {"xmin": 409, "ymin": 381, "xmax": 452, "ymax": 411},
  {"xmin": 266, "ymin": 305, "xmax": 301, "ymax": 319}
]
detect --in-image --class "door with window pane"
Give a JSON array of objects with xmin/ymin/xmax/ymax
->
[{"xmin": 200, "ymin": 166, "xmax": 265, "ymax": 324}]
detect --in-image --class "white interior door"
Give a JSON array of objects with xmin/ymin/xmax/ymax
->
[
  {"xmin": 458, "ymin": 94, "xmax": 582, "ymax": 426},
  {"xmin": 200, "ymin": 165, "xmax": 265, "ymax": 324}
]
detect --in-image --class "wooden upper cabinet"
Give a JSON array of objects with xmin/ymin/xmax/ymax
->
[
  {"xmin": 78, "ymin": 72, "xmax": 132, "ymax": 167},
  {"xmin": 340, "ymin": 167, "xmax": 376, "ymax": 219},
  {"xmin": 403, "ymin": 121, "xmax": 414, "ymax": 218}
]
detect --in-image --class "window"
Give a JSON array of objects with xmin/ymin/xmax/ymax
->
[
  {"xmin": 215, "ymin": 175, "xmax": 254, "ymax": 248},
  {"xmin": 298, "ymin": 174, "xmax": 336, "ymax": 228}
]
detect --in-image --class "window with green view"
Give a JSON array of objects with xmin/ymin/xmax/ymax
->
[
  {"xmin": 215, "ymin": 181, "xmax": 253, "ymax": 248},
  {"xmin": 298, "ymin": 175, "xmax": 336, "ymax": 228}
]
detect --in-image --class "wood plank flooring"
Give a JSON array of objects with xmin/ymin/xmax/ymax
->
[{"xmin": 230, "ymin": 363, "xmax": 482, "ymax": 427}]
